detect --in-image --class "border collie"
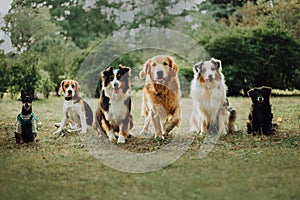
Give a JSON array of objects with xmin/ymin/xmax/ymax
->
[{"xmin": 94, "ymin": 65, "xmax": 133, "ymax": 144}]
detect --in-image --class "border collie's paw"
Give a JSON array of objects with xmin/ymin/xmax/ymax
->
[
  {"xmin": 117, "ymin": 135, "xmax": 126, "ymax": 144},
  {"xmin": 54, "ymin": 128, "xmax": 62, "ymax": 134},
  {"xmin": 108, "ymin": 131, "xmax": 116, "ymax": 142}
]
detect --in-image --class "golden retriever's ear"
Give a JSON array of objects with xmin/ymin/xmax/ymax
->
[
  {"xmin": 140, "ymin": 59, "xmax": 150, "ymax": 79},
  {"xmin": 167, "ymin": 56, "xmax": 178, "ymax": 77},
  {"xmin": 58, "ymin": 80, "xmax": 65, "ymax": 96}
]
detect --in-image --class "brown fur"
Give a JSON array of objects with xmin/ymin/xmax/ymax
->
[{"xmin": 140, "ymin": 55, "xmax": 181, "ymax": 138}]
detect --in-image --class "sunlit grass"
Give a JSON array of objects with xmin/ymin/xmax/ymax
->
[{"xmin": 0, "ymin": 95, "xmax": 299, "ymax": 199}]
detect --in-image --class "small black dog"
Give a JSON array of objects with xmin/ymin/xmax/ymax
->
[
  {"xmin": 14, "ymin": 90, "xmax": 38, "ymax": 144},
  {"xmin": 247, "ymin": 86, "xmax": 273, "ymax": 136}
]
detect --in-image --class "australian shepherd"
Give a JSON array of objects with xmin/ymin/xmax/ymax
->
[
  {"xmin": 139, "ymin": 55, "xmax": 181, "ymax": 139},
  {"xmin": 190, "ymin": 58, "xmax": 237, "ymax": 135},
  {"xmin": 94, "ymin": 65, "xmax": 133, "ymax": 144}
]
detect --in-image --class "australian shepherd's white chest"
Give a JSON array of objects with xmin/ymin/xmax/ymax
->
[
  {"xmin": 190, "ymin": 58, "xmax": 237, "ymax": 135},
  {"xmin": 94, "ymin": 65, "xmax": 133, "ymax": 144}
]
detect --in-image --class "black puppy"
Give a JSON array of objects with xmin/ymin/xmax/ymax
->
[
  {"xmin": 14, "ymin": 90, "xmax": 38, "ymax": 144},
  {"xmin": 247, "ymin": 86, "xmax": 273, "ymax": 136}
]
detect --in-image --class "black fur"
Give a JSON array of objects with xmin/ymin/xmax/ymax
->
[
  {"xmin": 15, "ymin": 90, "xmax": 36, "ymax": 143},
  {"xmin": 94, "ymin": 65, "xmax": 133, "ymax": 140},
  {"xmin": 84, "ymin": 101, "xmax": 93, "ymax": 126},
  {"xmin": 247, "ymin": 86, "xmax": 273, "ymax": 136}
]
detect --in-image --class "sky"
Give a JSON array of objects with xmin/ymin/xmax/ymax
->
[{"xmin": 0, "ymin": 0, "xmax": 14, "ymax": 53}]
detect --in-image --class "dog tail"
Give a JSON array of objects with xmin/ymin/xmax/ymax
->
[
  {"xmin": 228, "ymin": 107, "xmax": 237, "ymax": 133},
  {"xmin": 84, "ymin": 101, "xmax": 94, "ymax": 126}
]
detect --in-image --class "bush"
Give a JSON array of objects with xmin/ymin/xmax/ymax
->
[{"xmin": 207, "ymin": 27, "xmax": 300, "ymax": 96}]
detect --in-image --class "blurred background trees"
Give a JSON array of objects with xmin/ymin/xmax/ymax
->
[{"xmin": 0, "ymin": 0, "xmax": 299, "ymax": 98}]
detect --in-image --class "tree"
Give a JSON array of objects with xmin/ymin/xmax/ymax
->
[
  {"xmin": 2, "ymin": 6, "xmax": 61, "ymax": 51},
  {"xmin": 207, "ymin": 27, "xmax": 300, "ymax": 95}
]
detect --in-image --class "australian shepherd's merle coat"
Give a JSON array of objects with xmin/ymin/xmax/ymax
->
[
  {"xmin": 94, "ymin": 65, "xmax": 133, "ymax": 144},
  {"xmin": 247, "ymin": 86, "xmax": 273, "ymax": 136},
  {"xmin": 190, "ymin": 58, "xmax": 237, "ymax": 135}
]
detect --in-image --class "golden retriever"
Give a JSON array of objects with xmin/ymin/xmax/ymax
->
[{"xmin": 139, "ymin": 55, "xmax": 181, "ymax": 139}]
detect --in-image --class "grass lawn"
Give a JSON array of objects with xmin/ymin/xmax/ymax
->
[{"xmin": 0, "ymin": 94, "xmax": 299, "ymax": 200}]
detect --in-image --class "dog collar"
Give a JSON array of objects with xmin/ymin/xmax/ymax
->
[
  {"xmin": 65, "ymin": 96, "xmax": 82, "ymax": 104},
  {"xmin": 65, "ymin": 97, "xmax": 73, "ymax": 101}
]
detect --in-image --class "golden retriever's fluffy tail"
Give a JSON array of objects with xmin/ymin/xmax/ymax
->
[{"xmin": 228, "ymin": 107, "xmax": 237, "ymax": 133}]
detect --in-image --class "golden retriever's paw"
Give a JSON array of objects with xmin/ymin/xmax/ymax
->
[
  {"xmin": 163, "ymin": 121, "xmax": 176, "ymax": 133},
  {"xmin": 155, "ymin": 131, "xmax": 164, "ymax": 140}
]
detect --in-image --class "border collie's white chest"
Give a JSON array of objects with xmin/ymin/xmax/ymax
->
[{"xmin": 108, "ymin": 93, "xmax": 129, "ymax": 125}]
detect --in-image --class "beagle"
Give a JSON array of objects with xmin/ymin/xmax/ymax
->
[{"xmin": 54, "ymin": 80, "xmax": 93, "ymax": 134}]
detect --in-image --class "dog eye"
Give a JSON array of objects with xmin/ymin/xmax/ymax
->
[
  {"xmin": 152, "ymin": 63, "xmax": 156, "ymax": 66},
  {"xmin": 163, "ymin": 62, "xmax": 168, "ymax": 66},
  {"xmin": 211, "ymin": 67, "xmax": 216, "ymax": 71},
  {"xmin": 65, "ymin": 84, "xmax": 69, "ymax": 88},
  {"xmin": 71, "ymin": 84, "xmax": 75, "ymax": 88}
]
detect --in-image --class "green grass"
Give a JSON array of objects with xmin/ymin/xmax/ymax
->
[{"xmin": 0, "ymin": 95, "xmax": 299, "ymax": 200}]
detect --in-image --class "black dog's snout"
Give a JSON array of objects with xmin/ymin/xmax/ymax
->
[
  {"xmin": 257, "ymin": 96, "xmax": 264, "ymax": 103},
  {"xmin": 157, "ymin": 71, "xmax": 164, "ymax": 79},
  {"xmin": 67, "ymin": 90, "xmax": 72, "ymax": 94}
]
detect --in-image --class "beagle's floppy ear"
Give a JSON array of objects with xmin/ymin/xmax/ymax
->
[
  {"xmin": 211, "ymin": 58, "xmax": 222, "ymax": 71},
  {"xmin": 167, "ymin": 56, "xmax": 178, "ymax": 77},
  {"xmin": 58, "ymin": 80, "xmax": 66, "ymax": 96},
  {"xmin": 139, "ymin": 59, "xmax": 150, "ymax": 79},
  {"xmin": 74, "ymin": 81, "xmax": 81, "ymax": 96}
]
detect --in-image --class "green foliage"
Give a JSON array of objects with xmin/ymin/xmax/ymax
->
[
  {"xmin": 2, "ymin": 0, "xmax": 300, "ymax": 97},
  {"xmin": 2, "ymin": 6, "xmax": 61, "ymax": 51},
  {"xmin": 4, "ymin": 52, "xmax": 40, "ymax": 98},
  {"xmin": 37, "ymin": 71, "xmax": 55, "ymax": 98},
  {"xmin": 207, "ymin": 27, "xmax": 300, "ymax": 95}
]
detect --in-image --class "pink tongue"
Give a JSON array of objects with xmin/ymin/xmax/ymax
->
[
  {"xmin": 157, "ymin": 79, "xmax": 164, "ymax": 83},
  {"xmin": 114, "ymin": 89, "xmax": 119, "ymax": 94}
]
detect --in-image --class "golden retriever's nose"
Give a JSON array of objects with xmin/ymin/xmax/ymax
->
[{"xmin": 157, "ymin": 71, "xmax": 164, "ymax": 79}]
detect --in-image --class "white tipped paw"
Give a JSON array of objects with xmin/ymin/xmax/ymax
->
[
  {"xmin": 117, "ymin": 135, "xmax": 126, "ymax": 144},
  {"xmin": 108, "ymin": 131, "xmax": 116, "ymax": 142},
  {"xmin": 54, "ymin": 129, "xmax": 62, "ymax": 134}
]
